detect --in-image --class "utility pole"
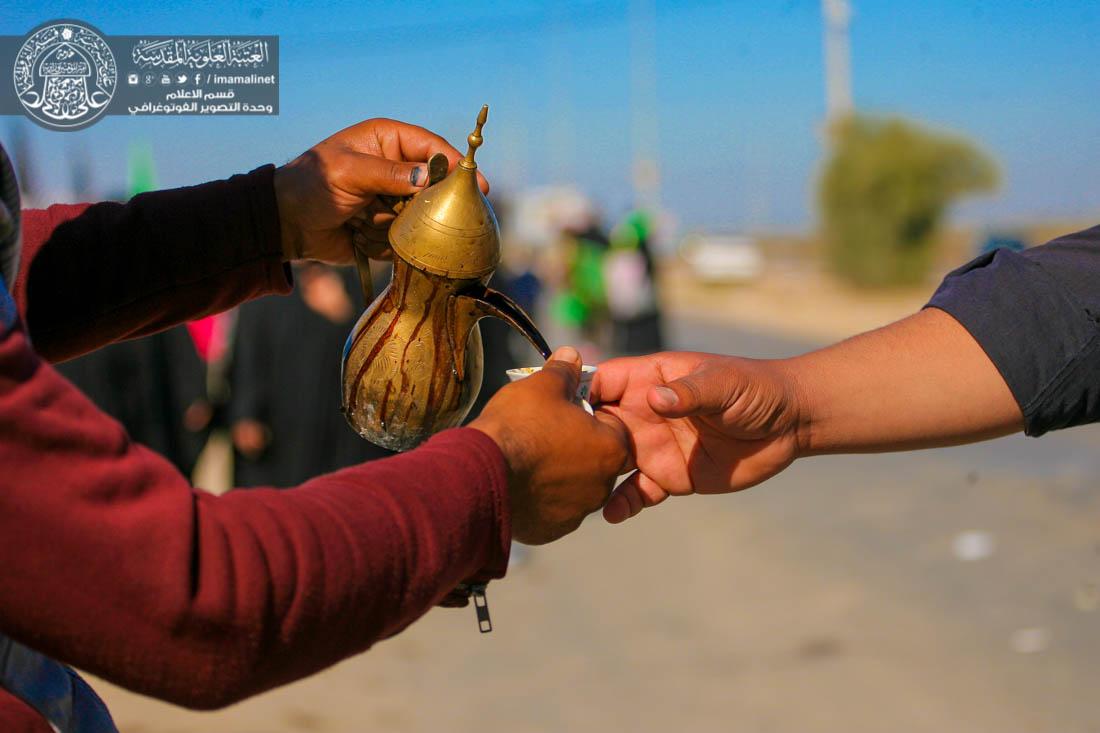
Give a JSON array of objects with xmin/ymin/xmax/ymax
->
[
  {"xmin": 629, "ymin": 0, "xmax": 660, "ymax": 210},
  {"xmin": 822, "ymin": 0, "xmax": 853, "ymax": 122}
]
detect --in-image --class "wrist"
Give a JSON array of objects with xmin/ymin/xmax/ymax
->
[
  {"xmin": 774, "ymin": 357, "xmax": 819, "ymax": 458},
  {"xmin": 468, "ymin": 418, "xmax": 526, "ymax": 498},
  {"xmin": 272, "ymin": 163, "xmax": 304, "ymax": 261}
]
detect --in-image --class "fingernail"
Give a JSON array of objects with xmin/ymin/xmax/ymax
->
[
  {"xmin": 652, "ymin": 386, "xmax": 678, "ymax": 409},
  {"xmin": 409, "ymin": 166, "xmax": 426, "ymax": 187},
  {"xmin": 551, "ymin": 346, "xmax": 580, "ymax": 365}
]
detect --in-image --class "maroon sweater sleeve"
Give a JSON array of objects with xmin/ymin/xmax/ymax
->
[
  {"xmin": 0, "ymin": 169, "xmax": 512, "ymax": 708},
  {"xmin": 13, "ymin": 165, "xmax": 291, "ymax": 363},
  {"xmin": 0, "ymin": 317, "xmax": 510, "ymax": 707}
]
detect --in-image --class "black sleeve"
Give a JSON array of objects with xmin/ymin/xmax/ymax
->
[
  {"xmin": 926, "ymin": 225, "xmax": 1100, "ymax": 436},
  {"xmin": 17, "ymin": 165, "xmax": 291, "ymax": 363}
]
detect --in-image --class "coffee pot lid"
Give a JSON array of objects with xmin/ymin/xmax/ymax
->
[{"xmin": 388, "ymin": 105, "xmax": 500, "ymax": 279}]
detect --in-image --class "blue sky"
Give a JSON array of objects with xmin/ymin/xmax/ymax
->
[{"xmin": 3, "ymin": 0, "xmax": 1099, "ymax": 232}]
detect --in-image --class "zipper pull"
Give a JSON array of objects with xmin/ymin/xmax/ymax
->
[{"xmin": 470, "ymin": 583, "xmax": 492, "ymax": 633}]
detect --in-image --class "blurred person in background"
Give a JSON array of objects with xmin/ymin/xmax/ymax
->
[
  {"xmin": 467, "ymin": 196, "xmax": 533, "ymax": 419},
  {"xmin": 606, "ymin": 209, "xmax": 663, "ymax": 355},
  {"xmin": 0, "ymin": 119, "xmax": 630, "ymax": 733},
  {"xmin": 184, "ymin": 311, "xmax": 234, "ymax": 450},
  {"xmin": 550, "ymin": 216, "xmax": 611, "ymax": 360},
  {"xmin": 505, "ymin": 250, "xmax": 542, "ymax": 319},
  {"xmin": 57, "ymin": 327, "xmax": 210, "ymax": 477},
  {"xmin": 229, "ymin": 262, "xmax": 392, "ymax": 487},
  {"xmin": 593, "ymin": 226, "xmax": 1100, "ymax": 524}
]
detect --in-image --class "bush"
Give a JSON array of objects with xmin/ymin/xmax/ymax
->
[{"xmin": 819, "ymin": 115, "xmax": 998, "ymax": 287}]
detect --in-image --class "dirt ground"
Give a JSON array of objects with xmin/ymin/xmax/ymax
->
[
  {"xmin": 90, "ymin": 428, "xmax": 1100, "ymax": 732},
  {"xmin": 659, "ymin": 261, "xmax": 930, "ymax": 343},
  {"xmin": 87, "ymin": 509, "xmax": 1052, "ymax": 733},
  {"xmin": 87, "ymin": 273, "xmax": 1100, "ymax": 732}
]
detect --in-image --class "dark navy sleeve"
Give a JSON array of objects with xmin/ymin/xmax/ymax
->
[{"xmin": 926, "ymin": 225, "xmax": 1100, "ymax": 436}]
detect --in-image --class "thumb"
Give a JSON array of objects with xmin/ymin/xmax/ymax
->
[
  {"xmin": 346, "ymin": 152, "xmax": 429, "ymax": 199},
  {"xmin": 535, "ymin": 345, "xmax": 581, "ymax": 399},
  {"xmin": 647, "ymin": 368, "xmax": 737, "ymax": 419}
]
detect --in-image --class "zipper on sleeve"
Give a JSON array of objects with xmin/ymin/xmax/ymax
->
[
  {"xmin": 470, "ymin": 583, "xmax": 492, "ymax": 633},
  {"xmin": 451, "ymin": 582, "xmax": 493, "ymax": 633}
]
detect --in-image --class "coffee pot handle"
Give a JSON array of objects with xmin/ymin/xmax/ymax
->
[{"xmin": 352, "ymin": 246, "xmax": 373, "ymax": 303}]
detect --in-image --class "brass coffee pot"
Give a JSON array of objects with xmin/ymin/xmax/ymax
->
[{"xmin": 341, "ymin": 106, "xmax": 550, "ymax": 451}]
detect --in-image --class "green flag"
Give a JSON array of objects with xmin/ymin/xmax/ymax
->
[{"xmin": 127, "ymin": 141, "xmax": 157, "ymax": 198}]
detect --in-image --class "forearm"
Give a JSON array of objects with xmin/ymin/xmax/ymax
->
[
  {"xmin": 3, "ymin": 431, "xmax": 509, "ymax": 709},
  {"xmin": 0, "ymin": 325, "xmax": 509, "ymax": 708},
  {"xmin": 168, "ymin": 430, "xmax": 510, "ymax": 706},
  {"xmin": 14, "ymin": 166, "xmax": 290, "ymax": 363},
  {"xmin": 789, "ymin": 308, "xmax": 1023, "ymax": 455}
]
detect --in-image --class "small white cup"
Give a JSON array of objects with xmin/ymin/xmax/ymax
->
[{"xmin": 506, "ymin": 364, "xmax": 597, "ymax": 412}]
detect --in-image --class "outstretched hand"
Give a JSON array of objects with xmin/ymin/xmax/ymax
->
[
  {"xmin": 592, "ymin": 352, "xmax": 808, "ymax": 524},
  {"xmin": 273, "ymin": 118, "xmax": 489, "ymax": 264}
]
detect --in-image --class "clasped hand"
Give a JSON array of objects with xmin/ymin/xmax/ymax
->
[{"xmin": 592, "ymin": 352, "xmax": 809, "ymax": 524}]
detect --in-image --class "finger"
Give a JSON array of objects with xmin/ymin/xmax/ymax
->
[
  {"xmin": 365, "ymin": 211, "xmax": 397, "ymax": 229},
  {"xmin": 384, "ymin": 120, "xmax": 490, "ymax": 194},
  {"xmin": 602, "ymin": 491, "xmax": 632, "ymax": 524},
  {"xmin": 377, "ymin": 119, "xmax": 461, "ymax": 167},
  {"xmin": 348, "ymin": 224, "xmax": 390, "ymax": 259},
  {"xmin": 594, "ymin": 410, "xmax": 636, "ymax": 474},
  {"xmin": 634, "ymin": 471, "xmax": 671, "ymax": 508},
  {"xmin": 533, "ymin": 345, "xmax": 582, "ymax": 399},
  {"xmin": 342, "ymin": 152, "xmax": 430, "ymax": 199},
  {"xmin": 337, "ymin": 118, "xmax": 458, "ymax": 167},
  {"xmin": 604, "ymin": 470, "xmax": 644, "ymax": 523},
  {"xmin": 602, "ymin": 471, "xmax": 668, "ymax": 523},
  {"xmin": 333, "ymin": 118, "xmax": 490, "ymax": 194},
  {"xmin": 356, "ymin": 198, "xmax": 401, "ymax": 231},
  {"xmin": 589, "ymin": 356, "xmax": 642, "ymax": 405},
  {"xmin": 648, "ymin": 367, "xmax": 739, "ymax": 419},
  {"xmin": 346, "ymin": 207, "xmax": 391, "ymax": 240},
  {"xmin": 422, "ymin": 150, "xmax": 489, "ymax": 194}
]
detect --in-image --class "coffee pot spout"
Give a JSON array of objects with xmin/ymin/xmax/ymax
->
[{"xmin": 447, "ymin": 285, "xmax": 550, "ymax": 380}]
